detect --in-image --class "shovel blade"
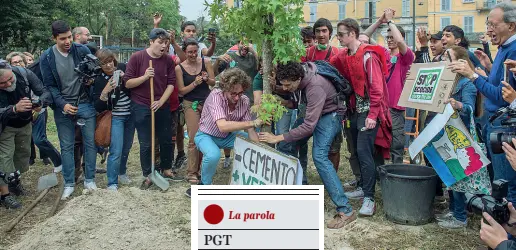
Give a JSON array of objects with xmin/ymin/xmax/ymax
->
[
  {"xmin": 150, "ymin": 171, "xmax": 169, "ymax": 191},
  {"xmin": 37, "ymin": 173, "xmax": 58, "ymax": 191}
]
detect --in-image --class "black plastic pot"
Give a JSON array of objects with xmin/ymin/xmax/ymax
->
[{"xmin": 378, "ymin": 164, "xmax": 438, "ymax": 225}]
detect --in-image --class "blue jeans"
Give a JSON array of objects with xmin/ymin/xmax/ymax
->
[
  {"xmin": 275, "ymin": 108, "xmax": 295, "ymax": 155},
  {"xmin": 54, "ymin": 103, "xmax": 97, "ymax": 187},
  {"xmin": 313, "ymin": 112, "xmax": 353, "ymax": 215},
  {"xmin": 404, "ymin": 108, "xmax": 416, "ymax": 148},
  {"xmin": 32, "ymin": 111, "xmax": 61, "ymax": 167},
  {"xmin": 195, "ymin": 131, "xmax": 247, "ymax": 185},
  {"xmin": 107, "ymin": 115, "xmax": 135, "ymax": 186},
  {"xmin": 483, "ymin": 111, "xmax": 516, "ymax": 203},
  {"xmin": 450, "ymin": 191, "xmax": 467, "ymax": 222}
]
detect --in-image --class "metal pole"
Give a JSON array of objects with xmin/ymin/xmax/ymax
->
[{"xmin": 413, "ymin": 0, "xmax": 416, "ymax": 49}]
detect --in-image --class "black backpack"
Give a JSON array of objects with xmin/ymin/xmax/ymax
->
[{"xmin": 312, "ymin": 60, "xmax": 353, "ymax": 103}]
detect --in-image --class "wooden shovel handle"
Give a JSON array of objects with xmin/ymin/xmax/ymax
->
[
  {"xmin": 150, "ymin": 60, "xmax": 155, "ymax": 169},
  {"xmin": 5, "ymin": 188, "xmax": 49, "ymax": 232}
]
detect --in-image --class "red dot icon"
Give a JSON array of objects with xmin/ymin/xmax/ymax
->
[{"xmin": 204, "ymin": 204, "xmax": 224, "ymax": 225}]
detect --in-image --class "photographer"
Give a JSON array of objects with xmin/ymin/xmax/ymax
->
[
  {"xmin": 0, "ymin": 60, "xmax": 51, "ymax": 209},
  {"xmin": 480, "ymin": 202, "xmax": 516, "ymax": 249},
  {"xmin": 40, "ymin": 20, "xmax": 98, "ymax": 200}
]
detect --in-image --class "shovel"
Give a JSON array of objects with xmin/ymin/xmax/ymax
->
[
  {"xmin": 37, "ymin": 172, "xmax": 58, "ymax": 192},
  {"xmin": 149, "ymin": 60, "xmax": 170, "ymax": 191}
]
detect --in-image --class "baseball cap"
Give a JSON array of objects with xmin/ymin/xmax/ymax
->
[
  {"xmin": 430, "ymin": 31, "xmax": 443, "ymax": 40},
  {"xmin": 149, "ymin": 28, "xmax": 169, "ymax": 40}
]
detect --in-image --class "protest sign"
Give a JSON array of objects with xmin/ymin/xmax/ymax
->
[
  {"xmin": 398, "ymin": 62, "xmax": 457, "ymax": 113},
  {"xmin": 230, "ymin": 136, "xmax": 303, "ymax": 185},
  {"xmin": 409, "ymin": 104, "xmax": 491, "ymax": 189}
]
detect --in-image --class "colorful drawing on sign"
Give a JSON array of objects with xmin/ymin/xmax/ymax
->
[
  {"xmin": 408, "ymin": 66, "xmax": 444, "ymax": 104},
  {"xmin": 422, "ymin": 112, "xmax": 490, "ymax": 187}
]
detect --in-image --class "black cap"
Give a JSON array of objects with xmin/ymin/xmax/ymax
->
[
  {"xmin": 149, "ymin": 28, "xmax": 168, "ymax": 40},
  {"xmin": 431, "ymin": 31, "xmax": 443, "ymax": 40}
]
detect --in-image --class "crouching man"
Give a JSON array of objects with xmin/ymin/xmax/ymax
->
[
  {"xmin": 185, "ymin": 68, "xmax": 262, "ymax": 197},
  {"xmin": 259, "ymin": 61, "xmax": 356, "ymax": 229},
  {"xmin": 0, "ymin": 60, "xmax": 51, "ymax": 209}
]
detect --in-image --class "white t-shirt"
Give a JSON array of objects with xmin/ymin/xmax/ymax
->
[{"xmin": 169, "ymin": 42, "xmax": 208, "ymax": 58}]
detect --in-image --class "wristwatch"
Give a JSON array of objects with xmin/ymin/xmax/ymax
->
[{"xmin": 470, "ymin": 73, "xmax": 479, "ymax": 81}]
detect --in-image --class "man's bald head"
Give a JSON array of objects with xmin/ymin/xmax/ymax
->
[{"xmin": 72, "ymin": 27, "xmax": 91, "ymax": 44}]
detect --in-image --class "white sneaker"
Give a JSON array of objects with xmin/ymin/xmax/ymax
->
[
  {"xmin": 359, "ymin": 197, "xmax": 376, "ymax": 216},
  {"xmin": 107, "ymin": 185, "xmax": 118, "ymax": 191},
  {"xmin": 119, "ymin": 175, "xmax": 131, "ymax": 185},
  {"xmin": 345, "ymin": 187, "xmax": 365, "ymax": 200},
  {"xmin": 84, "ymin": 182, "xmax": 98, "ymax": 191},
  {"xmin": 53, "ymin": 165, "xmax": 62, "ymax": 173},
  {"xmin": 61, "ymin": 187, "xmax": 74, "ymax": 200}
]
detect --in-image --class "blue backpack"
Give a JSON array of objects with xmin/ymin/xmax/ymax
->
[{"xmin": 312, "ymin": 60, "xmax": 353, "ymax": 102}]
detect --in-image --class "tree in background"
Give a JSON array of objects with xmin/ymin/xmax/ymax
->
[{"xmin": 207, "ymin": 0, "xmax": 305, "ymax": 95}]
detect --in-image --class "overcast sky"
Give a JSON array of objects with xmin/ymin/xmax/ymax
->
[{"xmin": 179, "ymin": 0, "xmax": 213, "ymax": 21}]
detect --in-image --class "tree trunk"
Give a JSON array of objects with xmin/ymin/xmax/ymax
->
[{"xmin": 261, "ymin": 38, "xmax": 273, "ymax": 134}]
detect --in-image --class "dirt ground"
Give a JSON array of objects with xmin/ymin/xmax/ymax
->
[{"xmin": 0, "ymin": 110, "xmax": 485, "ymax": 250}]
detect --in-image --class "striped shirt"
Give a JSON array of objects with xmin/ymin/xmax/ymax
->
[
  {"xmin": 102, "ymin": 73, "xmax": 131, "ymax": 116},
  {"xmin": 199, "ymin": 88, "xmax": 252, "ymax": 138}
]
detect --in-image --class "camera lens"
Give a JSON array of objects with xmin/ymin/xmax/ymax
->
[{"xmin": 490, "ymin": 132, "xmax": 516, "ymax": 154}]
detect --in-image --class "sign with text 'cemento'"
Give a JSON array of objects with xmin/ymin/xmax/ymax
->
[{"xmin": 230, "ymin": 136, "xmax": 302, "ymax": 185}]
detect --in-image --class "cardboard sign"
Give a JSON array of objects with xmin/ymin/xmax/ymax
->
[
  {"xmin": 398, "ymin": 62, "xmax": 457, "ymax": 113},
  {"xmin": 230, "ymin": 136, "xmax": 303, "ymax": 185}
]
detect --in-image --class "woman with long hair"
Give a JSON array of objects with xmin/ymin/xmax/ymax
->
[{"xmin": 175, "ymin": 38, "xmax": 215, "ymax": 184}]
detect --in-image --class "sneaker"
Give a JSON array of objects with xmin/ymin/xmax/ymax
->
[
  {"xmin": 8, "ymin": 182, "xmax": 27, "ymax": 196},
  {"xmin": 43, "ymin": 158, "xmax": 51, "ymax": 166},
  {"xmin": 1, "ymin": 195, "xmax": 21, "ymax": 209},
  {"xmin": 185, "ymin": 187, "xmax": 191, "ymax": 198},
  {"xmin": 435, "ymin": 211, "xmax": 453, "ymax": 222},
  {"xmin": 54, "ymin": 165, "xmax": 62, "ymax": 173},
  {"xmin": 223, "ymin": 157, "xmax": 232, "ymax": 169},
  {"xmin": 107, "ymin": 185, "xmax": 118, "ymax": 191},
  {"xmin": 345, "ymin": 187, "xmax": 364, "ymax": 200},
  {"xmin": 174, "ymin": 154, "xmax": 187, "ymax": 169},
  {"xmin": 343, "ymin": 179, "xmax": 358, "ymax": 190},
  {"xmin": 438, "ymin": 217, "xmax": 467, "ymax": 229},
  {"xmin": 327, "ymin": 212, "xmax": 357, "ymax": 229},
  {"xmin": 61, "ymin": 187, "xmax": 74, "ymax": 200},
  {"xmin": 119, "ymin": 175, "xmax": 131, "ymax": 185},
  {"xmin": 359, "ymin": 197, "xmax": 376, "ymax": 216},
  {"xmin": 84, "ymin": 182, "xmax": 98, "ymax": 191}
]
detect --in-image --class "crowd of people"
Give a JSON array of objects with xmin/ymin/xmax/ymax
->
[{"xmin": 3, "ymin": 2, "xmax": 516, "ymax": 249}]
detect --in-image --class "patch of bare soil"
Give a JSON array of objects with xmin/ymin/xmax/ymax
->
[{"xmin": 8, "ymin": 187, "xmax": 191, "ymax": 250}]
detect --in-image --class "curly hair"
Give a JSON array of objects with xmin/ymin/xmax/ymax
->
[
  {"xmin": 219, "ymin": 68, "xmax": 251, "ymax": 92},
  {"xmin": 276, "ymin": 61, "xmax": 304, "ymax": 82},
  {"xmin": 182, "ymin": 38, "xmax": 199, "ymax": 52},
  {"xmin": 6, "ymin": 52, "xmax": 26, "ymax": 65}
]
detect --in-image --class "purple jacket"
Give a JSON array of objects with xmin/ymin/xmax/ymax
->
[{"xmin": 283, "ymin": 62, "xmax": 344, "ymax": 142}]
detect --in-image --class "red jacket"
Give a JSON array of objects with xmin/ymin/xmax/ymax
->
[{"xmin": 331, "ymin": 44, "xmax": 392, "ymax": 159}]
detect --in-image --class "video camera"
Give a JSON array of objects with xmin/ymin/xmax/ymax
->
[
  {"xmin": 489, "ymin": 107, "xmax": 516, "ymax": 154},
  {"xmin": 465, "ymin": 179, "xmax": 510, "ymax": 225},
  {"xmin": 74, "ymin": 54, "xmax": 102, "ymax": 81}
]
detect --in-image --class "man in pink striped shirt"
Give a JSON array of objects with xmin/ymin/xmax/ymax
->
[{"xmin": 185, "ymin": 68, "xmax": 262, "ymax": 197}]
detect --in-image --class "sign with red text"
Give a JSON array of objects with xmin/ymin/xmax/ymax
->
[
  {"xmin": 191, "ymin": 185, "xmax": 324, "ymax": 249},
  {"xmin": 230, "ymin": 136, "xmax": 303, "ymax": 185}
]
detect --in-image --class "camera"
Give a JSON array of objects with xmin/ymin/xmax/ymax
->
[
  {"xmin": 31, "ymin": 99, "xmax": 41, "ymax": 108},
  {"xmin": 465, "ymin": 179, "xmax": 510, "ymax": 225},
  {"xmin": 489, "ymin": 107, "xmax": 516, "ymax": 154},
  {"xmin": 74, "ymin": 54, "xmax": 102, "ymax": 81}
]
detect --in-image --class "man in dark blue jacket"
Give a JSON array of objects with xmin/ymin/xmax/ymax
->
[
  {"xmin": 449, "ymin": 2, "xmax": 516, "ymax": 203},
  {"xmin": 40, "ymin": 20, "xmax": 98, "ymax": 200}
]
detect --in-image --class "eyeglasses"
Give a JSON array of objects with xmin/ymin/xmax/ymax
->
[
  {"xmin": 486, "ymin": 20, "xmax": 504, "ymax": 29},
  {"xmin": 11, "ymin": 60, "xmax": 23, "ymax": 65},
  {"xmin": 230, "ymin": 91, "xmax": 244, "ymax": 97}
]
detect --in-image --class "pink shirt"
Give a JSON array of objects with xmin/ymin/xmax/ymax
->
[
  {"xmin": 387, "ymin": 48, "xmax": 414, "ymax": 110},
  {"xmin": 199, "ymin": 89, "xmax": 252, "ymax": 138}
]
